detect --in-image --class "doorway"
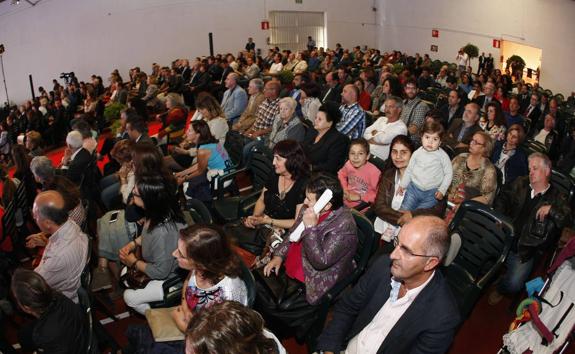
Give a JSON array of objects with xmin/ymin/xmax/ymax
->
[
  {"xmin": 500, "ymin": 40, "xmax": 542, "ymax": 84},
  {"xmin": 268, "ymin": 11, "xmax": 325, "ymax": 51}
]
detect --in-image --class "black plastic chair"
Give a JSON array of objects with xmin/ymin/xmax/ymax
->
[
  {"xmin": 368, "ymin": 155, "xmax": 387, "ymax": 172},
  {"xmin": 443, "ymin": 200, "xmax": 515, "ymax": 318},
  {"xmin": 305, "ymin": 209, "xmax": 378, "ymax": 352},
  {"xmin": 186, "ymin": 198, "xmax": 213, "ymax": 224},
  {"xmin": 77, "ymin": 287, "xmax": 98, "ymax": 354},
  {"xmin": 211, "ymin": 148, "xmax": 274, "ymax": 223},
  {"xmin": 521, "ymin": 139, "xmax": 547, "ymax": 155},
  {"xmin": 551, "ymin": 169, "xmax": 575, "ymax": 204}
]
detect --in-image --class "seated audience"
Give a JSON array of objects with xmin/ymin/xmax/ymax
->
[
  {"xmin": 99, "ymin": 139, "xmax": 134, "ymax": 210},
  {"xmin": 121, "ymin": 177, "xmax": 187, "ymax": 315},
  {"xmin": 481, "ymin": 101, "xmax": 507, "ymax": 142},
  {"xmin": 71, "ymin": 119, "xmax": 98, "ymax": 154},
  {"xmin": 534, "ymin": 114, "xmax": 559, "ymax": 158},
  {"xmin": 338, "ymin": 138, "xmax": 381, "ymax": 209},
  {"xmin": 125, "ymin": 225, "xmax": 248, "ymax": 352},
  {"xmin": 373, "ymin": 135, "xmax": 446, "ymax": 242},
  {"xmin": 504, "ymin": 96, "xmax": 524, "ymax": 127},
  {"xmin": 316, "ymin": 216, "xmax": 460, "ymax": 354},
  {"xmin": 243, "ymin": 80, "xmax": 281, "ymax": 139},
  {"xmin": 11, "ymin": 269, "xmax": 89, "ymax": 353},
  {"xmin": 445, "ymin": 131, "xmax": 497, "ymax": 221},
  {"xmin": 24, "ymin": 130, "xmax": 42, "ymax": 157},
  {"xmin": 444, "ymin": 102, "xmax": 483, "ymax": 155},
  {"xmin": 126, "ymin": 116, "xmax": 153, "ymax": 145},
  {"xmin": 337, "ymin": 84, "xmax": 366, "ymax": 139},
  {"xmin": 267, "ymin": 97, "xmax": 306, "ymax": 149},
  {"xmin": 489, "ymin": 152, "xmax": 571, "ymax": 304},
  {"xmin": 232, "ymin": 78, "xmax": 266, "ymax": 133},
  {"xmin": 221, "ymin": 73, "xmax": 248, "ymax": 124},
  {"xmin": 370, "ymin": 75, "xmax": 402, "ymax": 118},
  {"xmin": 321, "ymin": 72, "xmax": 342, "ymax": 104},
  {"xmin": 12, "ymin": 144, "xmax": 37, "ymax": 209},
  {"xmin": 186, "ymin": 301, "xmax": 285, "ymax": 354},
  {"xmin": 491, "ymin": 124, "xmax": 528, "ymax": 186},
  {"xmin": 195, "ymin": 93, "xmax": 229, "ymax": 144},
  {"xmin": 259, "ymin": 173, "xmax": 358, "ymax": 337},
  {"xmin": 363, "ymin": 96, "xmax": 407, "ymax": 160},
  {"xmin": 354, "ymin": 78, "xmax": 371, "ymax": 111},
  {"xmin": 400, "ymin": 79, "xmax": 429, "ymax": 145},
  {"xmin": 30, "ymin": 156, "xmax": 86, "ymax": 227},
  {"xmin": 228, "ymin": 140, "xmax": 309, "ymax": 256},
  {"xmin": 399, "ymin": 121, "xmax": 452, "ymax": 211},
  {"xmin": 302, "ymin": 101, "xmax": 349, "ymax": 175},
  {"xmin": 438, "ymin": 90, "xmax": 465, "ymax": 129},
  {"xmin": 299, "ymin": 82, "xmax": 322, "ymax": 123},
  {"xmin": 59, "ymin": 131, "xmax": 92, "ymax": 186},
  {"xmin": 25, "ymin": 191, "xmax": 88, "ymax": 303},
  {"xmin": 156, "ymin": 93, "xmax": 188, "ymax": 145},
  {"xmin": 175, "ymin": 120, "xmax": 231, "ymax": 202}
]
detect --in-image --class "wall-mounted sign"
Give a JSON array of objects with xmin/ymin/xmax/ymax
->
[
  {"xmin": 261, "ymin": 21, "xmax": 270, "ymax": 30},
  {"xmin": 493, "ymin": 39, "xmax": 501, "ymax": 48},
  {"xmin": 432, "ymin": 29, "xmax": 439, "ymax": 38},
  {"xmin": 430, "ymin": 45, "xmax": 438, "ymax": 52}
]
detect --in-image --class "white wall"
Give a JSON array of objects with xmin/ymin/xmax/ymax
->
[
  {"xmin": 375, "ymin": 0, "xmax": 575, "ymax": 96},
  {"xmin": 0, "ymin": 0, "xmax": 377, "ymax": 104}
]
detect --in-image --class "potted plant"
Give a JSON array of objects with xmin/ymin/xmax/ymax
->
[{"xmin": 462, "ymin": 43, "xmax": 479, "ymax": 63}]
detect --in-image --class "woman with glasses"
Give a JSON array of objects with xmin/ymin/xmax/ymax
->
[{"xmin": 445, "ymin": 131, "xmax": 498, "ymax": 222}]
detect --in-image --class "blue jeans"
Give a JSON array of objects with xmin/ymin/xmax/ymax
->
[
  {"xmin": 497, "ymin": 251, "xmax": 535, "ymax": 295},
  {"xmin": 400, "ymin": 183, "xmax": 438, "ymax": 211}
]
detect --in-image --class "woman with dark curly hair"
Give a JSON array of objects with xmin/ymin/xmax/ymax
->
[
  {"xmin": 229, "ymin": 140, "xmax": 310, "ymax": 256},
  {"xmin": 481, "ymin": 101, "xmax": 507, "ymax": 141},
  {"xmin": 186, "ymin": 301, "xmax": 285, "ymax": 354}
]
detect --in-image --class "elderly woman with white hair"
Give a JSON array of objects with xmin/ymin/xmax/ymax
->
[
  {"xmin": 267, "ymin": 97, "xmax": 306, "ymax": 149},
  {"xmin": 155, "ymin": 92, "xmax": 188, "ymax": 146},
  {"xmin": 59, "ymin": 130, "xmax": 93, "ymax": 186}
]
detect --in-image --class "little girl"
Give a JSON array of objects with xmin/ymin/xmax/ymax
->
[{"xmin": 338, "ymin": 138, "xmax": 381, "ymax": 209}]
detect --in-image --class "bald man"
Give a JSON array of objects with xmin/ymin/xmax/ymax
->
[
  {"xmin": 26, "ymin": 190, "xmax": 89, "ymax": 303},
  {"xmin": 317, "ymin": 216, "xmax": 460, "ymax": 354}
]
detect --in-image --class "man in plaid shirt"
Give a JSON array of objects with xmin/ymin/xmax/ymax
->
[
  {"xmin": 400, "ymin": 79, "xmax": 430, "ymax": 145},
  {"xmin": 337, "ymin": 84, "xmax": 366, "ymax": 139},
  {"xmin": 243, "ymin": 80, "xmax": 281, "ymax": 138}
]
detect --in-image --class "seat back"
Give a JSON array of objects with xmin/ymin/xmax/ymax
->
[
  {"xmin": 444, "ymin": 200, "xmax": 514, "ymax": 317},
  {"xmin": 77, "ymin": 286, "xmax": 97, "ymax": 354},
  {"xmin": 350, "ymin": 209, "xmax": 379, "ymax": 277},
  {"xmin": 247, "ymin": 148, "xmax": 274, "ymax": 192},
  {"xmin": 521, "ymin": 139, "xmax": 547, "ymax": 155},
  {"xmin": 368, "ymin": 155, "xmax": 387, "ymax": 172},
  {"xmin": 187, "ymin": 198, "xmax": 213, "ymax": 224},
  {"xmin": 224, "ymin": 130, "xmax": 246, "ymax": 168},
  {"xmin": 551, "ymin": 169, "xmax": 575, "ymax": 204},
  {"xmin": 239, "ymin": 259, "xmax": 256, "ymax": 308}
]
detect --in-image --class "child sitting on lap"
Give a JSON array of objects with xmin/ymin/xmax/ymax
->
[{"xmin": 398, "ymin": 121, "xmax": 453, "ymax": 210}]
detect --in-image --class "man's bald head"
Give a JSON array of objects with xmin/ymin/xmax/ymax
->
[
  {"xmin": 415, "ymin": 215, "xmax": 450, "ymax": 260},
  {"xmin": 33, "ymin": 190, "xmax": 68, "ymax": 227}
]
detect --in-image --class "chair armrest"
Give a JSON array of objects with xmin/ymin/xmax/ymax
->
[{"xmin": 238, "ymin": 189, "xmax": 263, "ymax": 217}]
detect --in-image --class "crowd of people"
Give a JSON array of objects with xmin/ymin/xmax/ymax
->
[{"xmin": 0, "ymin": 37, "xmax": 573, "ymax": 354}]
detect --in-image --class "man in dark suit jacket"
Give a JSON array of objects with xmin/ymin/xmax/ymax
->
[
  {"xmin": 60, "ymin": 131, "xmax": 92, "ymax": 187},
  {"xmin": 444, "ymin": 102, "xmax": 482, "ymax": 155},
  {"xmin": 317, "ymin": 216, "xmax": 460, "ymax": 354},
  {"xmin": 438, "ymin": 90, "xmax": 465, "ymax": 129},
  {"xmin": 472, "ymin": 81, "xmax": 496, "ymax": 112},
  {"xmin": 321, "ymin": 72, "xmax": 342, "ymax": 104}
]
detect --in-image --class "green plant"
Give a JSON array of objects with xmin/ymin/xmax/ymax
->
[
  {"xmin": 103, "ymin": 102, "xmax": 126, "ymax": 123},
  {"xmin": 462, "ymin": 43, "xmax": 479, "ymax": 59},
  {"xmin": 277, "ymin": 70, "xmax": 295, "ymax": 85},
  {"xmin": 506, "ymin": 55, "xmax": 526, "ymax": 68},
  {"xmin": 391, "ymin": 63, "xmax": 404, "ymax": 75}
]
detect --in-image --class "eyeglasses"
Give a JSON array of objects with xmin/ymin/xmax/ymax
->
[
  {"xmin": 393, "ymin": 237, "xmax": 437, "ymax": 258},
  {"xmin": 470, "ymin": 139, "xmax": 485, "ymax": 146}
]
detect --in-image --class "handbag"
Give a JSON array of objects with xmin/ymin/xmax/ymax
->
[{"xmin": 120, "ymin": 245, "xmax": 151, "ymax": 289}]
